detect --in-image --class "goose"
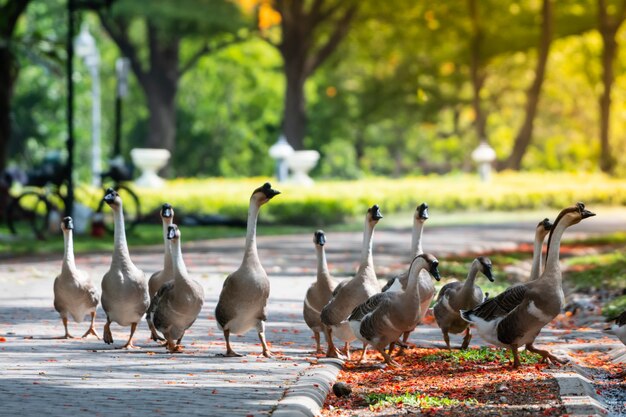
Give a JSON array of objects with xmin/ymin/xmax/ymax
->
[
  {"xmin": 147, "ymin": 224, "xmax": 205, "ymax": 353},
  {"xmin": 607, "ymin": 311, "xmax": 626, "ymax": 345},
  {"xmin": 101, "ymin": 188, "xmax": 150, "ymax": 349},
  {"xmin": 433, "ymin": 257, "xmax": 493, "ymax": 349},
  {"xmin": 214, "ymin": 183, "xmax": 280, "ymax": 357},
  {"xmin": 461, "ymin": 203, "xmax": 595, "ymax": 367},
  {"xmin": 53, "ymin": 217, "xmax": 100, "ymax": 339},
  {"xmin": 348, "ymin": 254, "xmax": 440, "ymax": 367},
  {"xmin": 146, "ymin": 203, "xmax": 174, "ymax": 342},
  {"xmin": 530, "ymin": 218, "xmax": 552, "ymax": 281},
  {"xmin": 303, "ymin": 230, "xmax": 337, "ymax": 354},
  {"xmin": 321, "ymin": 204, "xmax": 383, "ymax": 358}
]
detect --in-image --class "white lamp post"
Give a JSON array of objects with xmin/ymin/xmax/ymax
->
[
  {"xmin": 471, "ymin": 141, "xmax": 497, "ymax": 182},
  {"xmin": 268, "ymin": 134, "xmax": 294, "ymax": 182},
  {"xmin": 74, "ymin": 22, "xmax": 101, "ymax": 187}
]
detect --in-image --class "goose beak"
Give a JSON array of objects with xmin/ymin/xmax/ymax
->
[
  {"xmin": 103, "ymin": 188, "xmax": 117, "ymax": 204},
  {"xmin": 261, "ymin": 182, "xmax": 281, "ymax": 200},
  {"xmin": 62, "ymin": 216, "xmax": 74, "ymax": 230},
  {"xmin": 418, "ymin": 203, "xmax": 429, "ymax": 220},
  {"xmin": 167, "ymin": 225, "xmax": 177, "ymax": 240},
  {"xmin": 430, "ymin": 262, "xmax": 441, "ymax": 281},
  {"xmin": 541, "ymin": 218, "xmax": 552, "ymax": 231},
  {"xmin": 315, "ymin": 230, "xmax": 326, "ymax": 246},
  {"xmin": 576, "ymin": 202, "xmax": 596, "ymax": 219},
  {"xmin": 161, "ymin": 203, "xmax": 173, "ymax": 218},
  {"xmin": 484, "ymin": 266, "xmax": 494, "ymax": 282},
  {"xmin": 370, "ymin": 204, "xmax": 383, "ymax": 221}
]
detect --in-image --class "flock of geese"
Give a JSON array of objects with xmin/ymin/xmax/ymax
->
[{"xmin": 52, "ymin": 182, "xmax": 624, "ymax": 369}]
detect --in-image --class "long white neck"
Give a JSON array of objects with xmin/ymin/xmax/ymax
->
[
  {"xmin": 242, "ymin": 199, "xmax": 261, "ymax": 265},
  {"xmin": 461, "ymin": 261, "xmax": 480, "ymax": 293},
  {"xmin": 360, "ymin": 219, "xmax": 375, "ymax": 268},
  {"xmin": 530, "ymin": 231, "xmax": 545, "ymax": 281},
  {"xmin": 316, "ymin": 245, "xmax": 331, "ymax": 286},
  {"xmin": 112, "ymin": 205, "xmax": 132, "ymax": 264},
  {"xmin": 403, "ymin": 257, "xmax": 425, "ymax": 313},
  {"xmin": 170, "ymin": 238, "xmax": 188, "ymax": 282},
  {"xmin": 162, "ymin": 218, "xmax": 173, "ymax": 272},
  {"xmin": 542, "ymin": 220, "xmax": 569, "ymax": 283},
  {"xmin": 61, "ymin": 230, "xmax": 77, "ymax": 275},
  {"xmin": 411, "ymin": 219, "xmax": 425, "ymax": 257}
]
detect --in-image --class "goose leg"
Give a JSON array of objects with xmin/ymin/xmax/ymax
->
[
  {"xmin": 460, "ymin": 328, "xmax": 472, "ymax": 350},
  {"xmin": 103, "ymin": 318, "xmax": 114, "ymax": 344},
  {"xmin": 324, "ymin": 328, "xmax": 346, "ymax": 359},
  {"xmin": 55, "ymin": 317, "xmax": 75, "ymax": 339},
  {"xmin": 313, "ymin": 331, "xmax": 322, "ymax": 354},
  {"xmin": 165, "ymin": 337, "xmax": 183, "ymax": 353},
  {"xmin": 119, "ymin": 323, "xmax": 140, "ymax": 349},
  {"xmin": 148, "ymin": 321, "xmax": 165, "ymax": 342},
  {"xmin": 442, "ymin": 329, "xmax": 451, "ymax": 350},
  {"xmin": 387, "ymin": 342, "xmax": 396, "ymax": 356},
  {"xmin": 223, "ymin": 329, "xmax": 243, "ymax": 357},
  {"xmin": 380, "ymin": 349, "xmax": 401, "ymax": 368},
  {"xmin": 510, "ymin": 344, "xmax": 521, "ymax": 368},
  {"xmin": 396, "ymin": 331, "xmax": 410, "ymax": 356},
  {"xmin": 81, "ymin": 312, "xmax": 100, "ymax": 339},
  {"xmin": 257, "ymin": 321, "xmax": 272, "ymax": 358},
  {"xmin": 343, "ymin": 342, "xmax": 351, "ymax": 359},
  {"xmin": 357, "ymin": 343, "xmax": 368, "ymax": 363},
  {"xmin": 526, "ymin": 343, "xmax": 567, "ymax": 365}
]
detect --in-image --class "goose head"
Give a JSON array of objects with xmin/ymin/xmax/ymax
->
[
  {"xmin": 161, "ymin": 203, "xmax": 174, "ymax": 221},
  {"xmin": 414, "ymin": 203, "xmax": 429, "ymax": 223},
  {"xmin": 314, "ymin": 230, "xmax": 326, "ymax": 247},
  {"xmin": 252, "ymin": 182, "xmax": 281, "ymax": 206},
  {"xmin": 413, "ymin": 253, "xmax": 441, "ymax": 281},
  {"xmin": 367, "ymin": 204, "xmax": 383, "ymax": 224},
  {"xmin": 476, "ymin": 256, "xmax": 494, "ymax": 282},
  {"xmin": 103, "ymin": 188, "xmax": 121, "ymax": 208},
  {"xmin": 61, "ymin": 216, "xmax": 74, "ymax": 232},
  {"xmin": 553, "ymin": 202, "xmax": 595, "ymax": 229},
  {"xmin": 167, "ymin": 224, "xmax": 180, "ymax": 241},
  {"xmin": 535, "ymin": 218, "xmax": 552, "ymax": 241}
]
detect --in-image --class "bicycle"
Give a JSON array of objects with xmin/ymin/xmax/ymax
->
[{"xmin": 5, "ymin": 156, "xmax": 142, "ymax": 240}]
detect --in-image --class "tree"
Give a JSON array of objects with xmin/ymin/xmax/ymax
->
[
  {"xmin": 467, "ymin": 0, "xmax": 488, "ymax": 144},
  {"xmin": 498, "ymin": 0, "xmax": 553, "ymax": 171},
  {"xmin": 271, "ymin": 0, "xmax": 358, "ymax": 150},
  {"xmin": 597, "ymin": 0, "xmax": 626, "ymax": 173},
  {"xmin": 98, "ymin": 0, "xmax": 246, "ymax": 162}
]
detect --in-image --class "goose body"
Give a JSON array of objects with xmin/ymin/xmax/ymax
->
[
  {"xmin": 609, "ymin": 311, "xmax": 626, "ymax": 345},
  {"xmin": 148, "ymin": 204, "xmax": 175, "ymax": 297},
  {"xmin": 53, "ymin": 217, "xmax": 100, "ymax": 338},
  {"xmin": 303, "ymin": 231, "xmax": 337, "ymax": 353},
  {"xmin": 321, "ymin": 205, "xmax": 383, "ymax": 358},
  {"xmin": 214, "ymin": 183, "xmax": 280, "ymax": 357},
  {"xmin": 149, "ymin": 224, "xmax": 205, "ymax": 353},
  {"xmin": 433, "ymin": 257, "xmax": 493, "ymax": 349},
  {"xmin": 348, "ymin": 254, "xmax": 440, "ymax": 366},
  {"xmin": 101, "ymin": 188, "xmax": 150, "ymax": 348},
  {"xmin": 462, "ymin": 203, "xmax": 595, "ymax": 367}
]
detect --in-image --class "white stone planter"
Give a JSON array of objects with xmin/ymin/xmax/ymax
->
[
  {"xmin": 130, "ymin": 148, "xmax": 171, "ymax": 188},
  {"xmin": 286, "ymin": 150, "xmax": 320, "ymax": 186}
]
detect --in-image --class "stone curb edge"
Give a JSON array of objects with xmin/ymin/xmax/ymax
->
[{"xmin": 272, "ymin": 358, "xmax": 344, "ymax": 417}]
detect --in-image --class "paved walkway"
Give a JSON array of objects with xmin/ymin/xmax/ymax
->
[{"xmin": 0, "ymin": 216, "xmax": 624, "ymax": 416}]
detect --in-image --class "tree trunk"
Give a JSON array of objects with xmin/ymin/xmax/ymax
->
[
  {"xmin": 283, "ymin": 61, "xmax": 306, "ymax": 150},
  {"xmin": 498, "ymin": 0, "xmax": 553, "ymax": 171},
  {"xmin": 0, "ymin": 48, "xmax": 13, "ymax": 177},
  {"xmin": 146, "ymin": 87, "xmax": 177, "ymax": 154},
  {"xmin": 468, "ymin": 0, "xmax": 487, "ymax": 143}
]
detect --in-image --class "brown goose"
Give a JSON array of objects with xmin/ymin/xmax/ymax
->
[
  {"xmin": 461, "ymin": 203, "xmax": 595, "ymax": 367},
  {"xmin": 53, "ymin": 217, "xmax": 100, "ymax": 339},
  {"xmin": 147, "ymin": 224, "xmax": 205, "ymax": 353},
  {"xmin": 433, "ymin": 257, "xmax": 493, "ymax": 349},
  {"xmin": 303, "ymin": 230, "xmax": 337, "ymax": 354},
  {"xmin": 530, "ymin": 218, "xmax": 552, "ymax": 281},
  {"xmin": 321, "ymin": 205, "xmax": 383, "ymax": 358},
  {"xmin": 146, "ymin": 203, "xmax": 174, "ymax": 342},
  {"xmin": 348, "ymin": 254, "xmax": 440, "ymax": 367},
  {"xmin": 101, "ymin": 188, "xmax": 150, "ymax": 349},
  {"xmin": 214, "ymin": 183, "xmax": 280, "ymax": 357}
]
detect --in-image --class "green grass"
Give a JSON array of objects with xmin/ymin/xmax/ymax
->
[
  {"xmin": 602, "ymin": 295, "xmax": 626, "ymax": 319},
  {"xmin": 365, "ymin": 391, "xmax": 478, "ymax": 409},
  {"xmin": 421, "ymin": 347, "xmax": 540, "ymax": 365},
  {"xmin": 564, "ymin": 251, "xmax": 626, "ymax": 290}
]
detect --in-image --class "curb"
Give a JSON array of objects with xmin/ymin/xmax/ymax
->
[{"xmin": 272, "ymin": 358, "xmax": 344, "ymax": 417}]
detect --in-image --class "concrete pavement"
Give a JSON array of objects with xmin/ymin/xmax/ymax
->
[{"xmin": 0, "ymin": 216, "xmax": 624, "ymax": 416}]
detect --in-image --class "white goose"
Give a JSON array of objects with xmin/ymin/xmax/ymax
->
[
  {"xmin": 214, "ymin": 183, "xmax": 280, "ymax": 357},
  {"xmin": 462, "ymin": 203, "xmax": 595, "ymax": 367},
  {"xmin": 101, "ymin": 188, "xmax": 150, "ymax": 349},
  {"xmin": 321, "ymin": 205, "xmax": 383, "ymax": 358},
  {"xmin": 147, "ymin": 224, "xmax": 205, "ymax": 353},
  {"xmin": 303, "ymin": 230, "xmax": 337, "ymax": 354},
  {"xmin": 348, "ymin": 254, "xmax": 440, "ymax": 367},
  {"xmin": 53, "ymin": 217, "xmax": 100, "ymax": 339}
]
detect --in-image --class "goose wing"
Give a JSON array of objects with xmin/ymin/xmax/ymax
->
[
  {"xmin": 348, "ymin": 292, "xmax": 389, "ymax": 322},
  {"xmin": 381, "ymin": 275, "xmax": 400, "ymax": 292},
  {"xmin": 435, "ymin": 282, "xmax": 461, "ymax": 301},
  {"xmin": 463, "ymin": 284, "xmax": 528, "ymax": 321}
]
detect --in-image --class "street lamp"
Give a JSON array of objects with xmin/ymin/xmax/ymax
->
[
  {"xmin": 268, "ymin": 134, "xmax": 294, "ymax": 182},
  {"xmin": 74, "ymin": 22, "xmax": 101, "ymax": 187},
  {"xmin": 471, "ymin": 141, "xmax": 497, "ymax": 182}
]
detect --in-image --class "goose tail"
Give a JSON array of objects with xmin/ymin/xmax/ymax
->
[{"xmin": 460, "ymin": 309, "xmax": 474, "ymax": 323}]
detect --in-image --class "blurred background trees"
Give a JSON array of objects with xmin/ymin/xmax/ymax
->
[{"xmin": 4, "ymin": 0, "xmax": 626, "ymax": 180}]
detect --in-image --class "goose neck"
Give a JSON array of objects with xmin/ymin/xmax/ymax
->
[
  {"xmin": 61, "ymin": 230, "xmax": 77, "ymax": 275},
  {"xmin": 360, "ymin": 220, "xmax": 375, "ymax": 268},
  {"xmin": 461, "ymin": 261, "xmax": 480, "ymax": 292},
  {"xmin": 403, "ymin": 258, "xmax": 424, "ymax": 305},
  {"xmin": 530, "ymin": 232, "xmax": 545, "ymax": 281},
  {"xmin": 316, "ymin": 245, "xmax": 331, "ymax": 285},
  {"xmin": 242, "ymin": 200, "xmax": 261, "ymax": 264},
  {"xmin": 170, "ymin": 238, "xmax": 188, "ymax": 282},
  {"xmin": 162, "ymin": 219, "xmax": 174, "ymax": 272},
  {"xmin": 112, "ymin": 205, "xmax": 131, "ymax": 262},
  {"xmin": 543, "ymin": 219, "xmax": 568, "ymax": 281},
  {"xmin": 411, "ymin": 219, "xmax": 425, "ymax": 257}
]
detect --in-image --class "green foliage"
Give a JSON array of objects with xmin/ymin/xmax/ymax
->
[
  {"xmin": 366, "ymin": 391, "xmax": 477, "ymax": 409},
  {"xmin": 603, "ymin": 295, "xmax": 626, "ymax": 319},
  {"xmin": 422, "ymin": 347, "xmax": 540, "ymax": 365},
  {"xmin": 564, "ymin": 251, "xmax": 626, "ymax": 290}
]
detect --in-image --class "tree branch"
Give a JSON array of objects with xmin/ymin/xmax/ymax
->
[
  {"xmin": 304, "ymin": 3, "xmax": 357, "ymax": 76},
  {"xmin": 179, "ymin": 34, "xmax": 248, "ymax": 76}
]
